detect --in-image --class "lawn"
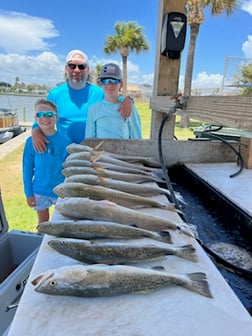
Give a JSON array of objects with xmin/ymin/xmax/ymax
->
[{"xmin": 0, "ymin": 101, "xmax": 202, "ymax": 232}]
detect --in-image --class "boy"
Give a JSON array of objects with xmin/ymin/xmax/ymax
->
[
  {"xmin": 22, "ymin": 98, "xmax": 71, "ymax": 223},
  {"xmin": 85, "ymin": 63, "xmax": 142, "ymax": 139}
]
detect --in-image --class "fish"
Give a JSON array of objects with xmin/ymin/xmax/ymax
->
[
  {"xmin": 91, "ymin": 152, "xmax": 157, "ymax": 173},
  {"xmin": 37, "ymin": 220, "xmax": 172, "ymax": 243},
  {"xmin": 65, "ymin": 174, "xmax": 172, "ymax": 198},
  {"xmin": 65, "ymin": 152, "xmax": 92, "ymax": 161},
  {"xmin": 48, "ymin": 239, "xmax": 198, "ymax": 263},
  {"xmin": 31, "ymin": 264, "xmax": 213, "ymax": 298},
  {"xmin": 61, "ymin": 167, "xmax": 164, "ymax": 183},
  {"xmin": 63, "ymin": 160, "xmax": 92, "ymax": 168},
  {"xmin": 66, "ymin": 143, "xmax": 160, "ymax": 167},
  {"xmin": 55, "ymin": 197, "xmax": 194, "ymax": 236},
  {"xmin": 53, "ymin": 182, "xmax": 177, "ymax": 211},
  {"xmin": 66, "ymin": 143, "xmax": 94, "ymax": 153},
  {"xmin": 64, "ymin": 159, "xmax": 157, "ymax": 175}
]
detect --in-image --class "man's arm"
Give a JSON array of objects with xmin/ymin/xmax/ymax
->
[
  {"xmin": 32, "ymin": 127, "xmax": 49, "ymax": 153},
  {"xmin": 118, "ymin": 96, "xmax": 134, "ymax": 119}
]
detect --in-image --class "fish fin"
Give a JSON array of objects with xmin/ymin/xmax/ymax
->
[
  {"xmin": 185, "ymin": 272, "xmax": 213, "ymax": 298},
  {"xmin": 177, "ymin": 223, "xmax": 196, "ymax": 238},
  {"xmin": 162, "ymin": 204, "xmax": 178, "ymax": 212},
  {"xmin": 100, "ymin": 200, "xmax": 119, "ymax": 207},
  {"xmin": 175, "ymin": 244, "xmax": 198, "ymax": 262},
  {"xmin": 91, "ymin": 152, "xmax": 103, "ymax": 163},
  {"xmin": 93, "ymin": 141, "xmax": 104, "ymax": 150}
]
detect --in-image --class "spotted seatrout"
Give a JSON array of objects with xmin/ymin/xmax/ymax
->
[
  {"xmin": 55, "ymin": 198, "xmax": 194, "ymax": 236},
  {"xmin": 65, "ymin": 174, "xmax": 172, "ymax": 198},
  {"xmin": 62, "ymin": 167, "xmax": 164, "ymax": 183},
  {"xmin": 53, "ymin": 182, "xmax": 176, "ymax": 211},
  {"xmin": 32, "ymin": 264, "xmax": 213, "ymax": 298},
  {"xmin": 48, "ymin": 239, "xmax": 198, "ymax": 263},
  {"xmin": 37, "ymin": 220, "xmax": 172, "ymax": 243}
]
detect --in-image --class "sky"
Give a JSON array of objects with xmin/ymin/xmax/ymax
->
[{"xmin": 0, "ymin": 0, "xmax": 252, "ymax": 93}]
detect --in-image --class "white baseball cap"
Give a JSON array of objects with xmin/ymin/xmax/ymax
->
[{"xmin": 65, "ymin": 49, "xmax": 88, "ymax": 64}]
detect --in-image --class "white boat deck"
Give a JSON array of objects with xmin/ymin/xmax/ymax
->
[{"xmin": 7, "ymin": 162, "xmax": 252, "ymax": 336}]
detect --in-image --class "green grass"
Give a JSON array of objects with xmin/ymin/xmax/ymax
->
[{"xmin": 1, "ymin": 102, "xmax": 202, "ymax": 232}]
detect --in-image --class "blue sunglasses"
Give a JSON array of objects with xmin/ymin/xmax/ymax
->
[
  {"xmin": 101, "ymin": 78, "xmax": 121, "ymax": 85},
  {"xmin": 36, "ymin": 111, "xmax": 57, "ymax": 118}
]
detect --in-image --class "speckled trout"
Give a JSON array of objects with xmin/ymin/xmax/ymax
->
[
  {"xmin": 63, "ymin": 159, "xmax": 157, "ymax": 175},
  {"xmin": 37, "ymin": 220, "xmax": 172, "ymax": 243},
  {"xmin": 62, "ymin": 167, "xmax": 164, "ymax": 183},
  {"xmin": 48, "ymin": 239, "xmax": 198, "ymax": 263},
  {"xmin": 55, "ymin": 198, "xmax": 194, "ymax": 236},
  {"xmin": 53, "ymin": 182, "xmax": 176, "ymax": 211},
  {"xmin": 32, "ymin": 264, "xmax": 213, "ymax": 298},
  {"xmin": 66, "ymin": 143, "xmax": 160, "ymax": 167},
  {"xmin": 65, "ymin": 174, "xmax": 172, "ymax": 198}
]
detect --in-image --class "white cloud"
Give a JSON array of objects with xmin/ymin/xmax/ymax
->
[
  {"xmin": 241, "ymin": 0, "xmax": 252, "ymax": 15},
  {"xmin": 0, "ymin": 10, "xmax": 59, "ymax": 53},
  {"xmin": 0, "ymin": 52, "xmax": 64, "ymax": 86},
  {"xmin": 242, "ymin": 35, "xmax": 252, "ymax": 57}
]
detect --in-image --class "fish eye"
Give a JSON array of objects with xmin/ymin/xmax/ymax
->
[{"xmin": 50, "ymin": 280, "xmax": 57, "ymax": 287}]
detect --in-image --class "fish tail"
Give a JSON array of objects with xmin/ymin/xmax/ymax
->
[
  {"xmin": 157, "ymin": 230, "xmax": 172, "ymax": 243},
  {"xmin": 175, "ymin": 244, "xmax": 198, "ymax": 262},
  {"xmin": 162, "ymin": 204, "xmax": 178, "ymax": 212},
  {"xmin": 150, "ymin": 171, "xmax": 165, "ymax": 183},
  {"xmin": 184, "ymin": 272, "xmax": 213, "ymax": 298}
]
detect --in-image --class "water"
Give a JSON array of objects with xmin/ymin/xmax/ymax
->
[
  {"xmin": 0, "ymin": 94, "xmax": 45, "ymax": 123},
  {"xmin": 168, "ymin": 166, "xmax": 252, "ymax": 315}
]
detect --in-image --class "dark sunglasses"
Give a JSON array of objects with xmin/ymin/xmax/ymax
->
[
  {"xmin": 67, "ymin": 63, "xmax": 87, "ymax": 70},
  {"xmin": 36, "ymin": 111, "xmax": 57, "ymax": 118},
  {"xmin": 100, "ymin": 78, "xmax": 121, "ymax": 85}
]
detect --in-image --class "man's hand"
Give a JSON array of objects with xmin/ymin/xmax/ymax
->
[
  {"xmin": 32, "ymin": 128, "xmax": 49, "ymax": 153},
  {"xmin": 118, "ymin": 96, "xmax": 133, "ymax": 119}
]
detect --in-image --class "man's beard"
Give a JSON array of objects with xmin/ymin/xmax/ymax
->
[{"xmin": 67, "ymin": 75, "xmax": 87, "ymax": 89}]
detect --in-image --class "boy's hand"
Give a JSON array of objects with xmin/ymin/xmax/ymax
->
[{"xmin": 26, "ymin": 196, "xmax": 36, "ymax": 208}]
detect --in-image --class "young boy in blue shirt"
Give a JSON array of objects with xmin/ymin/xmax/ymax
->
[
  {"xmin": 85, "ymin": 63, "xmax": 142, "ymax": 139},
  {"xmin": 22, "ymin": 98, "xmax": 71, "ymax": 223}
]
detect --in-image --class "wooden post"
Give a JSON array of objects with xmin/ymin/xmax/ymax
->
[{"xmin": 150, "ymin": 0, "xmax": 186, "ymax": 139}]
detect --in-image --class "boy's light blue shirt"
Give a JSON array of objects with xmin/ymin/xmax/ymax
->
[
  {"xmin": 33, "ymin": 82, "xmax": 104, "ymax": 144},
  {"xmin": 22, "ymin": 132, "xmax": 71, "ymax": 198},
  {"xmin": 85, "ymin": 99, "xmax": 142, "ymax": 139}
]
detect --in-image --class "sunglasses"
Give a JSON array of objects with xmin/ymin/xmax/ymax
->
[
  {"xmin": 100, "ymin": 78, "xmax": 121, "ymax": 85},
  {"xmin": 67, "ymin": 63, "xmax": 87, "ymax": 70},
  {"xmin": 36, "ymin": 111, "xmax": 57, "ymax": 118}
]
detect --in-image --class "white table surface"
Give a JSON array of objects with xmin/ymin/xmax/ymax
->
[{"xmin": 8, "ymin": 196, "xmax": 252, "ymax": 336}]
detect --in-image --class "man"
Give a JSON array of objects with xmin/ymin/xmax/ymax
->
[{"xmin": 32, "ymin": 49, "xmax": 132, "ymax": 152}]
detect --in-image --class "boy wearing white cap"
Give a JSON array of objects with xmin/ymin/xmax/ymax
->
[
  {"xmin": 32, "ymin": 50, "xmax": 133, "ymax": 152},
  {"xmin": 85, "ymin": 63, "xmax": 142, "ymax": 139}
]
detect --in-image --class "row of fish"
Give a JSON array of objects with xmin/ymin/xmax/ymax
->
[{"xmin": 32, "ymin": 143, "xmax": 212, "ymax": 299}]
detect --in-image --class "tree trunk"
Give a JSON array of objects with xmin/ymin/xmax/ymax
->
[{"xmin": 122, "ymin": 55, "xmax": 127, "ymax": 96}]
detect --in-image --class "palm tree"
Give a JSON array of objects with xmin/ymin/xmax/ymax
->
[
  {"xmin": 104, "ymin": 21, "xmax": 150, "ymax": 96},
  {"xmin": 180, "ymin": 0, "xmax": 237, "ymax": 128}
]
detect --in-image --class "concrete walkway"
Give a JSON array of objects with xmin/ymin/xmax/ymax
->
[{"xmin": 0, "ymin": 125, "xmax": 31, "ymax": 160}]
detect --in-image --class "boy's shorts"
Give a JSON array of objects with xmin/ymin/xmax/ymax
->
[{"xmin": 33, "ymin": 194, "xmax": 57, "ymax": 211}]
